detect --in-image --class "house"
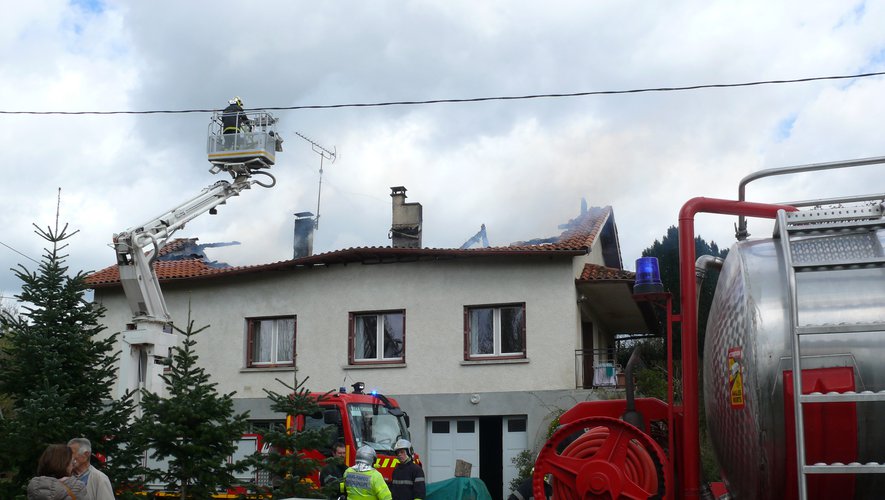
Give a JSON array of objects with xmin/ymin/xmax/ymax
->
[{"xmin": 86, "ymin": 188, "xmax": 651, "ymax": 498}]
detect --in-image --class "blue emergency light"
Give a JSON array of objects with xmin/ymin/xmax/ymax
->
[{"xmin": 633, "ymin": 256, "xmax": 664, "ymax": 294}]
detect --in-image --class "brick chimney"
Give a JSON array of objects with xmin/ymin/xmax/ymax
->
[{"xmin": 389, "ymin": 186, "xmax": 422, "ymax": 248}]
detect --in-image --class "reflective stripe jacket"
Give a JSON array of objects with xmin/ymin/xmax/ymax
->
[
  {"xmin": 343, "ymin": 466, "xmax": 392, "ymax": 500},
  {"xmin": 390, "ymin": 459, "xmax": 426, "ymax": 500}
]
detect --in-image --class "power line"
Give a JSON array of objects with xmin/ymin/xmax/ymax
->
[
  {"xmin": 0, "ymin": 240, "xmax": 39, "ymax": 264},
  {"xmin": 1, "ymin": 71, "xmax": 883, "ymax": 116}
]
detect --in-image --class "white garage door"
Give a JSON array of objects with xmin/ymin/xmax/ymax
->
[
  {"xmin": 425, "ymin": 418, "xmax": 480, "ymax": 483},
  {"xmin": 502, "ymin": 416, "xmax": 528, "ymax": 494}
]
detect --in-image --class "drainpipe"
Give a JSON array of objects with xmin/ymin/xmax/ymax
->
[{"xmin": 695, "ymin": 255, "xmax": 724, "ymax": 310}]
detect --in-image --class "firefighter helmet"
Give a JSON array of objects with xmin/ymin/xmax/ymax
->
[
  {"xmin": 229, "ymin": 96, "xmax": 243, "ymax": 107},
  {"xmin": 395, "ymin": 439, "xmax": 412, "ymax": 459},
  {"xmin": 355, "ymin": 445, "xmax": 376, "ymax": 467}
]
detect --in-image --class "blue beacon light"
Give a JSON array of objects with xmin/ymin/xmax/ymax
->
[{"xmin": 633, "ymin": 257, "xmax": 664, "ymax": 294}]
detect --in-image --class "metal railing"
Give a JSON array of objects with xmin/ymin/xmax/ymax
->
[{"xmin": 575, "ymin": 348, "xmax": 623, "ymax": 388}]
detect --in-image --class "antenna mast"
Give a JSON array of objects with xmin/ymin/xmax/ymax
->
[{"xmin": 294, "ymin": 131, "xmax": 337, "ymax": 229}]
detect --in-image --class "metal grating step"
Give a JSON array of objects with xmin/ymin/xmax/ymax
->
[
  {"xmin": 804, "ymin": 462, "xmax": 885, "ymax": 474},
  {"xmin": 797, "ymin": 323, "xmax": 885, "ymax": 335},
  {"xmin": 800, "ymin": 390, "xmax": 885, "ymax": 403},
  {"xmin": 784, "ymin": 205, "xmax": 885, "ymax": 229},
  {"xmin": 793, "ymin": 257, "xmax": 885, "ymax": 271}
]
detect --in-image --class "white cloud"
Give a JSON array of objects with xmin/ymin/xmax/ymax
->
[{"xmin": 1, "ymin": 0, "xmax": 884, "ymax": 295}]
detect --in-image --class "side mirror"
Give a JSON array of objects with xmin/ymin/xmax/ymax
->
[{"xmin": 324, "ymin": 409, "xmax": 341, "ymax": 425}]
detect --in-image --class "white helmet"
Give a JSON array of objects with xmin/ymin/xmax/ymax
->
[
  {"xmin": 355, "ymin": 445, "xmax": 376, "ymax": 467},
  {"xmin": 394, "ymin": 439, "xmax": 412, "ymax": 459},
  {"xmin": 228, "ymin": 96, "xmax": 243, "ymax": 107}
]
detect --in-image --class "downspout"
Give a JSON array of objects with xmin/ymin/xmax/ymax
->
[{"xmin": 678, "ymin": 197, "xmax": 796, "ymax": 500}]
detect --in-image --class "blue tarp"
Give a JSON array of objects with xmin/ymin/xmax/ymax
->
[{"xmin": 425, "ymin": 477, "xmax": 493, "ymax": 500}]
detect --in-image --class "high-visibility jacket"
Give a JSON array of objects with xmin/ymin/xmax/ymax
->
[{"xmin": 342, "ymin": 465, "xmax": 392, "ymax": 500}]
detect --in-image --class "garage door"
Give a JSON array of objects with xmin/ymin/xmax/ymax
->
[
  {"xmin": 502, "ymin": 416, "xmax": 528, "ymax": 495},
  {"xmin": 426, "ymin": 418, "xmax": 480, "ymax": 483}
]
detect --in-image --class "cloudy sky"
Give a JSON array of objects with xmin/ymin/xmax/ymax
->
[{"xmin": 1, "ymin": 0, "xmax": 884, "ymax": 302}]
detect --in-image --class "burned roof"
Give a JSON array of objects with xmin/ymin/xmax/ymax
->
[{"xmin": 86, "ymin": 205, "xmax": 615, "ymax": 288}]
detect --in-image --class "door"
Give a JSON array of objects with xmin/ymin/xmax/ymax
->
[
  {"xmin": 581, "ymin": 321, "xmax": 594, "ymax": 388},
  {"xmin": 426, "ymin": 417, "xmax": 480, "ymax": 483}
]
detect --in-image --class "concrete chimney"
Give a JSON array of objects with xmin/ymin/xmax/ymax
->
[
  {"xmin": 390, "ymin": 186, "xmax": 422, "ymax": 248},
  {"xmin": 293, "ymin": 211, "xmax": 315, "ymax": 258}
]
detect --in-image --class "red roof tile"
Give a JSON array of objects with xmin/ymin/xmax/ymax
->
[
  {"xmin": 87, "ymin": 205, "xmax": 614, "ymax": 288},
  {"xmin": 578, "ymin": 263, "xmax": 636, "ymax": 281}
]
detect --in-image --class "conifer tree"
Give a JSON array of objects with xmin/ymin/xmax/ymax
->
[
  {"xmin": 250, "ymin": 376, "xmax": 333, "ymax": 499},
  {"xmin": 136, "ymin": 311, "xmax": 250, "ymax": 499},
  {"xmin": 0, "ymin": 216, "xmax": 142, "ymax": 498}
]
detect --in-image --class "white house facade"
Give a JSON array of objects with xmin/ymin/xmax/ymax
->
[{"xmin": 87, "ymin": 201, "xmax": 649, "ymax": 498}]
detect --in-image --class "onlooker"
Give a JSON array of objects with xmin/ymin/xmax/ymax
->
[
  {"xmin": 68, "ymin": 438, "xmax": 115, "ymax": 500},
  {"xmin": 390, "ymin": 439, "xmax": 425, "ymax": 500},
  {"xmin": 27, "ymin": 444, "xmax": 88, "ymax": 500},
  {"xmin": 341, "ymin": 445, "xmax": 391, "ymax": 500},
  {"xmin": 319, "ymin": 441, "xmax": 348, "ymax": 499}
]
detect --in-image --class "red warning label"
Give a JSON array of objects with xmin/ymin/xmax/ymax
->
[{"xmin": 727, "ymin": 347, "xmax": 745, "ymax": 409}]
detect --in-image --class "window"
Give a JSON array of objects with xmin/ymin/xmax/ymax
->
[
  {"xmin": 246, "ymin": 316, "xmax": 295, "ymax": 367},
  {"xmin": 349, "ymin": 310, "xmax": 405, "ymax": 364},
  {"xmin": 464, "ymin": 303, "xmax": 526, "ymax": 360}
]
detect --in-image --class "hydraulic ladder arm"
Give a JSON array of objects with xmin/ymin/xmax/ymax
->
[{"xmin": 114, "ymin": 170, "xmax": 275, "ymax": 403}]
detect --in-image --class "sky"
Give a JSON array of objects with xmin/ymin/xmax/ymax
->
[{"xmin": 1, "ymin": 0, "xmax": 885, "ymax": 303}]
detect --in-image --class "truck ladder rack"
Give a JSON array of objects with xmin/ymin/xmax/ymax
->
[{"xmin": 777, "ymin": 206, "xmax": 885, "ymax": 500}]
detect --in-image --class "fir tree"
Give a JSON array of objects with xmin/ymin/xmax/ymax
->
[
  {"xmin": 250, "ymin": 376, "xmax": 333, "ymax": 499},
  {"xmin": 0, "ymin": 215, "xmax": 142, "ymax": 498},
  {"xmin": 136, "ymin": 310, "xmax": 250, "ymax": 499}
]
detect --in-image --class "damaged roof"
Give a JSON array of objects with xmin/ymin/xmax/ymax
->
[{"xmin": 87, "ymin": 206, "xmax": 618, "ymax": 288}]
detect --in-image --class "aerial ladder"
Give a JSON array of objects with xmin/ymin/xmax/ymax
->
[{"xmin": 114, "ymin": 106, "xmax": 283, "ymax": 407}]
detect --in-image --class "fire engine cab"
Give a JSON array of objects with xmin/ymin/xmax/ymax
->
[{"xmin": 290, "ymin": 382, "xmax": 416, "ymax": 482}]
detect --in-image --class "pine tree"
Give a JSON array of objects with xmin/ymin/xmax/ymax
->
[
  {"xmin": 136, "ymin": 310, "xmax": 250, "ymax": 499},
  {"xmin": 250, "ymin": 376, "xmax": 333, "ymax": 499},
  {"xmin": 0, "ymin": 217, "xmax": 142, "ymax": 499}
]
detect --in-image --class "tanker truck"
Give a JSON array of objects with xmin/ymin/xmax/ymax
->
[{"xmin": 531, "ymin": 156, "xmax": 885, "ymax": 499}]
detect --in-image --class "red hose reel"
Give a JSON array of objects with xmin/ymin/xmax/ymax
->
[{"xmin": 533, "ymin": 416, "xmax": 670, "ymax": 499}]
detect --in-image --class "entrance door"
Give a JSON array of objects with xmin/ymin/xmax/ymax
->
[{"xmin": 425, "ymin": 418, "xmax": 480, "ymax": 483}]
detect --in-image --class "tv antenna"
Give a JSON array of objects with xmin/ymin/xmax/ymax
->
[{"xmin": 294, "ymin": 131, "xmax": 337, "ymax": 229}]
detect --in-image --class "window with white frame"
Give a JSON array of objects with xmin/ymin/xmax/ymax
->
[
  {"xmin": 349, "ymin": 310, "xmax": 405, "ymax": 364},
  {"xmin": 464, "ymin": 303, "xmax": 526, "ymax": 360},
  {"xmin": 246, "ymin": 316, "xmax": 295, "ymax": 367}
]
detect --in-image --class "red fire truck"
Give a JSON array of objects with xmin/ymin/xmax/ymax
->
[{"xmin": 288, "ymin": 382, "xmax": 416, "ymax": 482}]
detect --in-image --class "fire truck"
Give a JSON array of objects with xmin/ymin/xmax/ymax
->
[
  {"xmin": 288, "ymin": 382, "xmax": 416, "ymax": 482},
  {"xmin": 113, "ymin": 109, "xmax": 416, "ymax": 494},
  {"xmin": 114, "ymin": 107, "xmax": 283, "ymax": 404},
  {"xmin": 531, "ymin": 156, "xmax": 885, "ymax": 499}
]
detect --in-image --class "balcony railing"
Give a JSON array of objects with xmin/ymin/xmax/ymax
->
[{"xmin": 575, "ymin": 348, "xmax": 623, "ymax": 389}]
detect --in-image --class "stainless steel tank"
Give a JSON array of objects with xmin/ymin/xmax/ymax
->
[{"xmin": 703, "ymin": 227, "xmax": 885, "ymax": 499}]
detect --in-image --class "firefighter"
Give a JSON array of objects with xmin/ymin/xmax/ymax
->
[
  {"xmin": 221, "ymin": 96, "xmax": 251, "ymax": 134},
  {"xmin": 341, "ymin": 445, "xmax": 392, "ymax": 500},
  {"xmin": 390, "ymin": 439, "xmax": 425, "ymax": 500}
]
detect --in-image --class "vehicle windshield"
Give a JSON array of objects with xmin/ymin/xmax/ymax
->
[{"xmin": 347, "ymin": 402, "xmax": 409, "ymax": 454}]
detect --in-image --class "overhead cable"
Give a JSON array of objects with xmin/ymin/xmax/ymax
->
[{"xmin": 0, "ymin": 70, "xmax": 883, "ymax": 116}]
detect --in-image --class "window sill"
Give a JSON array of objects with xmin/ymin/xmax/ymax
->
[
  {"xmin": 343, "ymin": 363, "xmax": 407, "ymax": 370},
  {"xmin": 461, "ymin": 358, "xmax": 529, "ymax": 366},
  {"xmin": 239, "ymin": 366, "xmax": 295, "ymax": 373}
]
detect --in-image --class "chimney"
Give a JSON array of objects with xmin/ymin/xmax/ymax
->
[
  {"xmin": 293, "ymin": 211, "xmax": 315, "ymax": 258},
  {"xmin": 389, "ymin": 186, "xmax": 422, "ymax": 248}
]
